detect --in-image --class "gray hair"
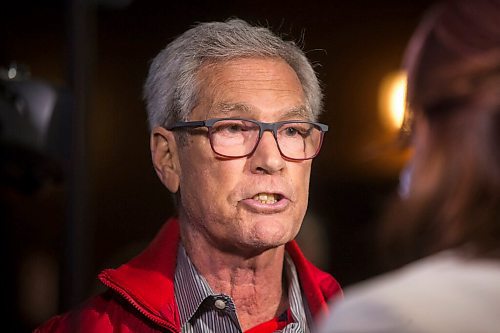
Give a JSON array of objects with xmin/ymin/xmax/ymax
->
[{"xmin": 143, "ymin": 18, "xmax": 324, "ymax": 130}]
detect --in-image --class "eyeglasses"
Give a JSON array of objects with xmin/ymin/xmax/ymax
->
[{"xmin": 166, "ymin": 118, "xmax": 328, "ymax": 161}]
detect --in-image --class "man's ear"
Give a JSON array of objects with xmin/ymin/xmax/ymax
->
[{"xmin": 150, "ymin": 126, "xmax": 180, "ymax": 193}]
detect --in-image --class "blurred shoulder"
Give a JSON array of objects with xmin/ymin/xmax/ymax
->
[{"xmin": 317, "ymin": 251, "xmax": 500, "ymax": 333}]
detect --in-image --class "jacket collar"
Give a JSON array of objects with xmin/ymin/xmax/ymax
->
[{"xmin": 99, "ymin": 217, "xmax": 341, "ymax": 331}]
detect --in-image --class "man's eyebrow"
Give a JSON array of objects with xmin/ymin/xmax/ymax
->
[
  {"xmin": 211, "ymin": 103, "xmax": 311, "ymax": 119},
  {"xmin": 214, "ymin": 102, "xmax": 251, "ymax": 115},
  {"xmin": 281, "ymin": 106, "xmax": 311, "ymax": 120}
]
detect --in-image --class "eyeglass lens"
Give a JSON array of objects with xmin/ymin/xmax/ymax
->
[{"xmin": 208, "ymin": 119, "xmax": 323, "ymax": 160}]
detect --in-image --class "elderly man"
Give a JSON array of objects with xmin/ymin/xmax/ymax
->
[{"xmin": 35, "ymin": 19, "xmax": 341, "ymax": 333}]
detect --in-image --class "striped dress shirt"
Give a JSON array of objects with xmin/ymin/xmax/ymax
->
[{"xmin": 174, "ymin": 244, "xmax": 312, "ymax": 333}]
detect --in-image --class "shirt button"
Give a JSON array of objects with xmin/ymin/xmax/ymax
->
[{"xmin": 214, "ymin": 299, "xmax": 226, "ymax": 310}]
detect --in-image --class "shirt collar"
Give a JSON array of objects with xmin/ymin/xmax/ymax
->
[
  {"xmin": 174, "ymin": 244, "xmax": 214, "ymax": 325},
  {"xmin": 174, "ymin": 243, "xmax": 310, "ymax": 331}
]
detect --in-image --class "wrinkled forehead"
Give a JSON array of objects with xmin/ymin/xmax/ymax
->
[{"xmin": 192, "ymin": 57, "xmax": 311, "ymax": 120}]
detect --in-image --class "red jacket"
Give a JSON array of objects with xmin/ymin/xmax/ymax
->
[{"xmin": 35, "ymin": 218, "xmax": 342, "ymax": 332}]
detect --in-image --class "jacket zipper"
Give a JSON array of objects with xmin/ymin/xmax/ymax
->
[{"xmin": 100, "ymin": 276, "xmax": 180, "ymax": 333}]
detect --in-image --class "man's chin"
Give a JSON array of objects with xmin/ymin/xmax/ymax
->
[
  {"xmin": 248, "ymin": 224, "xmax": 297, "ymax": 249},
  {"xmin": 231, "ymin": 241, "xmax": 287, "ymax": 259}
]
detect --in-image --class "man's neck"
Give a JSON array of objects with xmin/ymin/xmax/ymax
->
[{"xmin": 181, "ymin": 229, "xmax": 288, "ymax": 331}]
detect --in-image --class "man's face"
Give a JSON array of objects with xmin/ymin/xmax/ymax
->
[{"xmin": 176, "ymin": 57, "xmax": 313, "ymax": 255}]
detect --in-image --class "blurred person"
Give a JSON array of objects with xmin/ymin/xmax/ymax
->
[
  {"xmin": 35, "ymin": 18, "xmax": 342, "ymax": 333},
  {"xmin": 317, "ymin": 0, "xmax": 500, "ymax": 332}
]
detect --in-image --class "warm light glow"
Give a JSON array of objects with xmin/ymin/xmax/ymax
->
[{"xmin": 378, "ymin": 70, "xmax": 407, "ymax": 131}]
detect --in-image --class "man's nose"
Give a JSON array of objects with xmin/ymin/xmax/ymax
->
[{"xmin": 249, "ymin": 131, "xmax": 286, "ymax": 174}]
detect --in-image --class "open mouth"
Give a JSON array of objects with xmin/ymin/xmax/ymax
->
[{"xmin": 252, "ymin": 193, "xmax": 283, "ymax": 204}]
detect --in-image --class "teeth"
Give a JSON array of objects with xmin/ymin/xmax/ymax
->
[{"xmin": 252, "ymin": 193, "xmax": 278, "ymax": 204}]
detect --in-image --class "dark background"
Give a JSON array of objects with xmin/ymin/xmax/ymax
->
[{"xmin": 1, "ymin": 0, "xmax": 436, "ymax": 330}]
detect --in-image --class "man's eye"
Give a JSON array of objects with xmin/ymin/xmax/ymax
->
[
  {"xmin": 285, "ymin": 127, "xmax": 299, "ymax": 136},
  {"xmin": 283, "ymin": 125, "xmax": 310, "ymax": 137},
  {"xmin": 215, "ymin": 122, "xmax": 248, "ymax": 133},
  {"xmin": 227, "ymin": 124, "xmax": 244, "ymax": 132}
]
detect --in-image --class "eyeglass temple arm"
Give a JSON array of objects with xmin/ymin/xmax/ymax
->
[{"xmin": 165, "ymin": 120, "xmax": 207, "ymax": 130}]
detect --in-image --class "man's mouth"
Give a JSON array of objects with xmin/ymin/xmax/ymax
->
[{"xmin": 252, "ymin": 193, "xmax": 282, "ymax": 204}]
